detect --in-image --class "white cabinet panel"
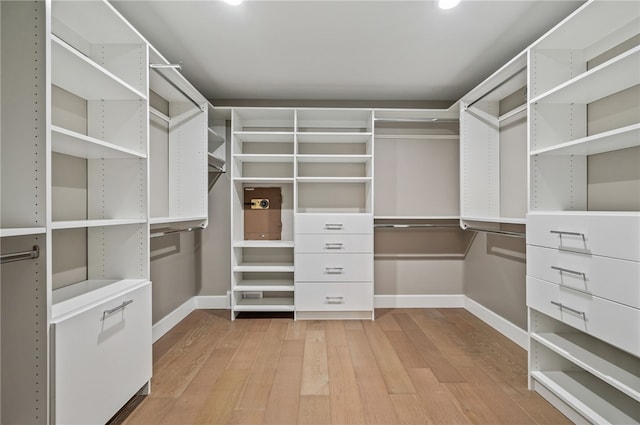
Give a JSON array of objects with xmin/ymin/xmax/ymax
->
[
  {"xmin": 296, "ymin": 282, "xmax": 373, "ymax": 311},
  {"xmin": 527, "ymin": 277, "xmax": 640, "ymax": 357},
  {"xmin": 52, "ymin": 282, "xmax": 152, "ymax": 425},
  {"xmin": 295, "ymin": 213, "xmax": 373, "ymax": 234},
  {"xmin": 295, "ymin": 253, "xmax": 373, "ymax": 282},
  {"xmin": 527, "ymin": 245, "xmax": 640, "ymax": 309},
  {"xmin": 527, "ymin": 212, "xmax": 640, "ymax": 261},
  {"xmin": 295, "ymin": 234, "xmax": 373, "ymax": 254}
]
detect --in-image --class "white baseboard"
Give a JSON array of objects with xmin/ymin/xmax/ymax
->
[
  {"xmin": 152, "ymin": 298, "xmax": 196, "ymax": 343},
  {"xmin": 194, "ymin": 295, "xmax": 229, "ymax": 309},
  {"xmin": 464, "ymin": 297, "xmax": 528, "ymax": 350},
  {"xmin": 374, "ymin": 294, "xmax": 465, "ymax": 308}
]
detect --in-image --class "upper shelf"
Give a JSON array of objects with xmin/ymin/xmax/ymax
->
[
  {"xmin": 51, "ymin": 35, "xmax": 146, "ymax": 101},
  {"xmin": 531, "ymin": 46, "xmax": 640, "ymax": 105},
  {"xmin": 531, "ymin": 123, "xmax": 640, "ymax": 156}
]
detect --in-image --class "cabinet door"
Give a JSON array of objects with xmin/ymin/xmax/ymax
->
[{"xmin": 52, "ymin": 283, "xmax": 152, "ymax": 425}]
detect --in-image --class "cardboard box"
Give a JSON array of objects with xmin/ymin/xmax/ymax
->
[{"xmin": 244, "ymin": 187, "xmax": 282, "ymax": 240}]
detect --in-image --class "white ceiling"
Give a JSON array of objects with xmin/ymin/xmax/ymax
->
[{"xmin": 113, "ymin": 0, "xmax": 584, "ymax": 106}]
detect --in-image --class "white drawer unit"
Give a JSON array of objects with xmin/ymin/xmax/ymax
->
[
  {"xmin": 296, "ymin": 282, "xmax": 374, "ymax": 311},
  {"xmin": 295, "ymin": 213, "xmax": 373, "ymax": 235},
  {"xmin": 51, "ymin": 282, "xmax": 152, "ymax": 425},
  {"xmin": 527, "ymin": 212, "xmax": 640, "ymax": 262},
  {"xmin": 527, "ymin": 276, "xmax": 640, "ymax": 358},
  {"xmin": 295, "ymin": 234, "xmax": 373, "ymax": 253},
  {"xmin": 295, "ymin": 253, "xmax": 373, "ymax": 282},
  {"xmin": 527, "ymin": 245, "xmax": 640, "ymax": 309}
]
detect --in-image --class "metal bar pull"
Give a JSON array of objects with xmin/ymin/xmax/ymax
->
[
  {"xmin": 551, "ymin": 266, "xmax": 586, "ymax": 279},
  {"xmin": 324, "ymin": 242, "xmax": 344, "ymax": 250},
  {"xmin": 550, "ymin": 230, "xmax": 585, "ymax": 239},
  {"xmin": 0, "ymin": 245, "xmax": 40, "ymax": 264},
  {"xmin": 550, "ymin": 301, "xmax": 586, "ymax": 320},
  {"xmin": 325, "ymin": 267, "xmax": 344, "ymax": 274},
  {"xmin": 324, "ymin": 223, "xmax": 344, "ymax": 230},
  {"xmin": 325, "ymin": 296, "xmax": 344, "ymax": 304},
  {"xmin": 103, "ymin": 300, "xmax": 134, "ymax": 320}
]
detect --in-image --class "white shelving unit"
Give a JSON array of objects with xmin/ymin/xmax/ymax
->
[
  {"xmin": 148, "ymin": 46, "xmax": 208, "ymax": 228},
  {"xmin": 459, "ymin": 49, "xmax": 528, "ymax": 227},
  {"xmin": 230, "ymin": 108, "xmax": 296, "ymax": 319},
  {"xmin": 526, "ymin": 1, "xmax": 640, "ymax": 423}
]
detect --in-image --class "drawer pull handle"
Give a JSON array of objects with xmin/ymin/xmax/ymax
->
[
  {"xmin": 550, "ymin": 266, "xmax": 586, "ymax": 279},
  {"xmin": 550, "ymin": 230, "xmax": 585, "ymax": 240},
  {"xmin": 103, "ymin": 300, "xmax": 134, "ymax": 320},
  {"xmin": 550, "ymin": 301, "xmax": 586, "ymax": 320},
  {"xmin": 325, "ymin": 267, "xmax": 344, "ymax": 274},
  {"xmin": 326, "ymin": 296, "xmax": 344, "ymax": 304},
  {"xmin": 325, "ymin": 224, "xmax": 344, "ymax": 230},
  {"xmin": 324, "ymin": 243, "xmax": 344, "ymax": 250}
]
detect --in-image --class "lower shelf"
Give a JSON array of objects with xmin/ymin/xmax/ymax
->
[
  {"xmin": 233, "ymin": 297, "xmax": 295, "ymax": 312},
  {"xmin": 531, "ymin": 370, "xmax": 640, "ymax": 425}
]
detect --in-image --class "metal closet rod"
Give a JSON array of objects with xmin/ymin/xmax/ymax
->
[
  {"xmin": 149, "ymin": 64, "xmax": 205, "ymax": 112},
  {"xmin": 463, "ymin": 225, "xmax": 525, "ymax": 238},
  {"xmin": 374, "ymin": 117, "xmax": 459, "ymax": 123},
  {"xmin": 150, "ymin": 226, "xmax": 205, "ymax": 238},
  {"xmin": 0, "ymin": 245, "xmax": 40, "ymax": 264},
  {"xmin": 374, "ymin": 223, "xmax": 460, "ymax": 229},
  {"xmin": 465, "ymin": 66, "xmax": 527, "ymax": 109}
]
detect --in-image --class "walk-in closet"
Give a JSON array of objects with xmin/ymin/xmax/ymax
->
[{"xmin": 1, "ymin": 0, "xmax": 638, "ymax": 424}]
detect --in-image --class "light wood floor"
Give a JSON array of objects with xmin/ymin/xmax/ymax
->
[{"xmin": 111, "ymin": 308, "xmax": 571, "ymax": 425}]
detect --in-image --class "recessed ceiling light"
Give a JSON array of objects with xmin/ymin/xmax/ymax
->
[
  {"xmin": 439, "ymin": 0, "xmax": 461, "ymax": 10},
  {"xmin": 224, "ymin": 0, "xmax": 243, "ymax": 5}
]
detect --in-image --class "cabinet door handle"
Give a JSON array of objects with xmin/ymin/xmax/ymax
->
[
  {"xmin": 325, "ymin": 267, "xmax": 344, "ymax": 274},
  {"xmin": 324, "ymin": 242, "xmax": 344, "ymax": 250},
  {"xmin": 324, "ymin": 223, "xmax": 344, "ymax": 230},
  {"xmin": 550, "ymin": 230, "xmax": 585, "ymax": 240},
  {"xmin": 103, "ymin": 300, "xmax": 134, "ymax": 320},
  {"xmin": 550, "ymin": 301, "xmax": 586, "ymax": 320},
  {"xmin": 550, "ymin": 266, "xmax": 586, "ymax": 279},
  {"xmin": 325, "ymin": 296, "xmax": 344, "ymax": 304}
]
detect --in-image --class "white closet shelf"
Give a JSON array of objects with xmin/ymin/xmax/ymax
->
[
  {"xmin": 51, "ymin": 279, "xmax": 149, "ymax": 320},
  {"xmin": 531, "ymin": 47, "xmax": 640, "ymax": 105},
  {"xmin": 373, "ymin": 134, "xmax": 459, "ymax": 141},
  {"xmin": 208, "ymin": 127, "xmax": 225, "ymax": 144},
  {"xmin": 531, "ymin": 123, "xmax": 640, "ymax": 156},
  {"xmin": 532, "ymin": 332, "xmax": 640, "ymax": 401},
  {"xmin": 149, "ymin": 216, "xmax": 207, "ymax": 226},
  {"xmin": 208, "ymin": 153, "xmax": 225, "ymax": 169},
  {"xmin": 498, "ymin": 104, "xmax": 527, "ymax": 122},
  {"xmin": 297, "ymin": 177, "xmax": 372, "ymax": 183},
  {"xmin": 233, "ymin": 154, "xmax": 294, "ymax": 163},
  {"xmin": 52, "ymin": 218, "xmax": 146, "ymax": 230},
  {"xmin": 150, "ymin": 107, "xmax": 170, "ymax": 123},
  {"xmin": 374, "ymin": 108, "xmax": 458, "ymax": 122},
  {"xmin": 0, "ymin": 227, "xmax": 47, "ymax": 238},
  {"xmin": 297, "ymin": 132, "xmax": 372, "ymax": 143},
  {"xmin": 52, "ymin": 126, "xmax": 146, "ymax": 159},
  {"xmin": 51, "ymin": 35, "xmax": 146, "ymax": 101},
  {"xmin": 234, "ymin": 263, "xmax": 295, "ymax": 272},
  {"xmin": 233, "ymin": 177, "xmax": 294, "ymax": 184},
  {"xmin": 234, "ymin": 282, "xmax": 295, "ymax": 292},
  {"xmin": 234, "ymin": 131, "xmax": 295, "ymax": 143},
  {"xmin": 297, "ymin": 155, "xmax": 372, "ymax": 163},
  {"xmin": 531, "ymin": 371, "xmax": 640, "ymax": 425},
  {"xmin": 233, "ymin": 297, "xmax": 295, "ymax": 311},
  {"xmin": 461, "ymin": 216, "xmax": 526, "ymax": 225},
  {"xmin": 233, "ymin": 240, "xmax": 294, "ymax": 248}
]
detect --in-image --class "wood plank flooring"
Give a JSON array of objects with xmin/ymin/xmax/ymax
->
[{"xmin": 110, "ymin": 309, "xmax": 571, "ymax": 425}]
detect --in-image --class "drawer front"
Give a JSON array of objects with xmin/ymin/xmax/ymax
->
[
  {"xmin": 527, "ymin": 245, "xmax": 640, "ymax": 309},
  {"xmin": 296, "ymin": 214, "xmax": 373, "ymax": 234},
  {"xmin": 296, "ymin": 234, "xmax": 373, "ymax": 253},
  {"xmin": 527, "ymin": 212, "xmax": 640, "ymax": 261},
  {"xmin": 52, "ymin": 283, "xmax": 152, "ymax": 425},
  {"xmin": 527, "ymin": 276, "xmax": 640, "ymax": 357},
  {"xmin": 296, "ymin": 282, "xmax": 373, "ymax": 311},
  {"xmin": 295, "ymin": 253, "xmax": 373, "ymax": 282}
]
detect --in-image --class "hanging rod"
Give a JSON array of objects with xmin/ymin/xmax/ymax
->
[
  {"xmin": 374, "ymin": 224, "xmax": 460, "ymax": 229},
  {"xmin": 1, "ymin": 245, "xmax": 40, "ymax": 264},
  {"xmin": 465, "ymin": 66, "xmax": 527, "ymax": 109},
  {"xmin": 150, "ymin": 63, "xmax": 182, "ymax": 70},
  {"xmin": 150, "ymin": 226, "xmax": 205, "ymax": 239},
  {"xmin": 149, "ymin": 106, "xmax": 170, "ymax": 123},
  {"xmin": 462, "ymin": 225, "xmax": 525, "ymax": 238},
  {"xmin": 374, "ymin": 117, "xmax": 459, "ymax": 123},
  {"xmin": 149, "ymin": 65, "xmax": 205, "ymax": 112}
]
